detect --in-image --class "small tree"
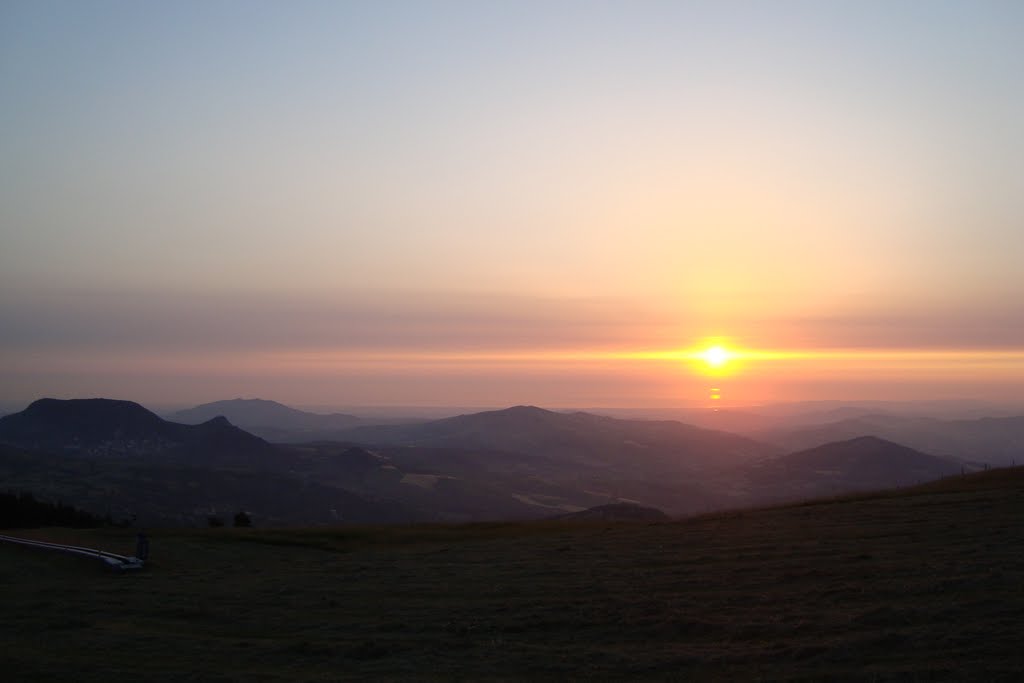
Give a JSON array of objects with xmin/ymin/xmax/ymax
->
[
  {"xmin": 233, "ymin": 510, "xmax": 252, "ymax": 528},
  {"xmin": 207, "ymin": 515, "xmax": 224, "ymax": 528}
]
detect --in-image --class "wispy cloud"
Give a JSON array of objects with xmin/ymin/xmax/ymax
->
[{"xmin": 0, "ymin": 288, "xmax": 682, "ymax": 354}]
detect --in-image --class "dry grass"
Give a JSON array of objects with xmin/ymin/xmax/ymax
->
[{"xmin": 2, "ymin": 469, "xmax": 1023, "ymax": 681}]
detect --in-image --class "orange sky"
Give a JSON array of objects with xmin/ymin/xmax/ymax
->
[
  {"xmin": 2, "ymin": 3, "xmax": 1024, "ymax": 410},
  {"xmin": 5, "ymin": 336, "xmax": 1024, "ymax": 410}
]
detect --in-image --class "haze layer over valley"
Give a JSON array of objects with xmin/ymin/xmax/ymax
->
[{"xmin": 2, "ymin": 396, "xmax": 1010, "ymax": 527}]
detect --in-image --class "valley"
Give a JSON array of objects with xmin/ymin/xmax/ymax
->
[{"xmin": 1, "ymin": 398, "xmax": 1015, "ymax": 526}]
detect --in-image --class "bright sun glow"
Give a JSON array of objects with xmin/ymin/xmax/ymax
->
[{"xmin": 701, "ymin": 345, "xmax": 731, "ymax": 368}]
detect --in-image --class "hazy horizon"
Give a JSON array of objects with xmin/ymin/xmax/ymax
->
[{"xmin": 3, "ymin": 1, "xmax": 1023, "ymax": 409}]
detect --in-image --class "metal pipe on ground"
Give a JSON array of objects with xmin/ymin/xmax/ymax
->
[{"xmin": 0, "ymin": 533, "xmax": 145, "ymax": 571}]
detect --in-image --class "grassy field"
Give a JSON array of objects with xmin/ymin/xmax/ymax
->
[{"xmin": 2, "ymin": 469, "xmax": 1023, "ymax": 681}]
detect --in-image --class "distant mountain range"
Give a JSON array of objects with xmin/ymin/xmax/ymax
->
[
  {"xmin": 740, "ymin": 436, "xmax": 963, "ymax": 503},
  {"xmin": 329, "ymin": 405, "xmax": 788, "ymax": 515},
  {"xmin": 0, "ymin": 399, "xmax": 410, "ymax": 525},
  {"xmin": 0, "ymin": 398, "xmax": 280, "ymax": 470},
  {"xmin": 0, "ymin": 397, "xmax": 1001, "ymax": 526},
  {"xmin": 170, "ymin": 398, "xmax": 366, "ymax": 441},
  {"xmin": 753, "ymin": 413, "xmax": 1024, "ymax": 466},
  {"xmin": 340, "ymin": 404, "xmax": 778, "ymax": 472},
  {"xmin": 166, "ymin": 398, "xmax": 1024, "ymax": 467}
]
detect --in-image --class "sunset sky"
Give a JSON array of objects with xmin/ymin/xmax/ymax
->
[{"xmin": 2, "ymin": 1, "xmax": 1023, "ymax": 410}]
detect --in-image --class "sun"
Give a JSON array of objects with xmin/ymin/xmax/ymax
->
[
  {"xmin": 701, "ymin": 345, "xmax": 731, "ymax": 368},
  {"xmin": 686, "ymin": 339, "xmax": 741, "ymax": 378}
]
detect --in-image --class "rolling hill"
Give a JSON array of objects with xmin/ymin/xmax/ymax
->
[
  {"xmin": 755, "ymin": 413, "xmax": 1024, "ymax": 466},
  {"xmin": 329, "ymin": 405, "xmax": 788, "ymax": 516},
  {"xmin": 2, "ymin": 398, "xmax": 989, "ymax": 525},
  {"xmin": 341, "ymin": 405, "xmax": 779, "ymax": 472},
  {"xmin": 740, "ymin": 435, "xmax": 963, "ymax": 502},
  {"xmin": 0, "ymin": 398, "xmax": 281, "ymax": 470},
  {"xmin": 0, "ymin": 399, "xmax": 420, "ymax": 525},
  {"xmin": 171, "ymin": 398, "xmax": 366, "ymax": 441}
]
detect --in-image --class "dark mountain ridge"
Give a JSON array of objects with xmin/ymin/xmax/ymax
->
[
  {"xmin": 312, "ymin": 405, "xmax": 786, "ymax": 517},
  {"xmin": 755, "ymin": 413, "xmax": 1024, "ymax": 466},
  {"xmin": 1, "ymin": 398, "xmax": 989, "ymax": 525},
  {"xmin": 741, "ymin": 435, "xmax": 963, "ymax": 503},
  {"xmin": 341, "ymin": 404, "xmax": 779, "ymax": 473},
  {"xmin": 171, "ymin": 398, "xmax": 365, "ymax": 440},
  {"xmin": 0, "ymin": 400, "xmax": 415, "ymax": 525},
  {"xmin": 0, "ymin": 398, "xmax": 279, "ymax": 470}
]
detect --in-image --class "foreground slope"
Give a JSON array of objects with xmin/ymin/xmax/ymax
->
[{"xmin": 2, "ymin": 467, "xmax": 1021, "ymax": 681}]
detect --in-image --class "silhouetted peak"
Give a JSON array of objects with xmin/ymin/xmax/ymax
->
[
  {"xmin": 803, "ymin": 435, "xmax": 919, "ymax": 455},
  {"xmin": 496, "ymin": 405, "xmax": 556, "ymax": 417},
  {"xmin": 21, "ymin": 397, "xmax": 162, "ymax": 424},
  {"xmin": 782, "ymin": 435, "xmax": 949, "ymax": 468},
  {"xmin": 557, "ymin": 502, "xmax": 669, "ymax": 522},
  {"xmin": 199, "ymin": 416, "xmax": 234, "ymax": 428},
  {"xmin": 221, "ymin": 398, "xmax": 288, "ymax": 408},
  {"xmin": 843, "ymin": 435, "xmax": 898, "ymax": 446},
  {"xmin": 567, "ymin": 410, "xmax": 608, "ymax": 420}
]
